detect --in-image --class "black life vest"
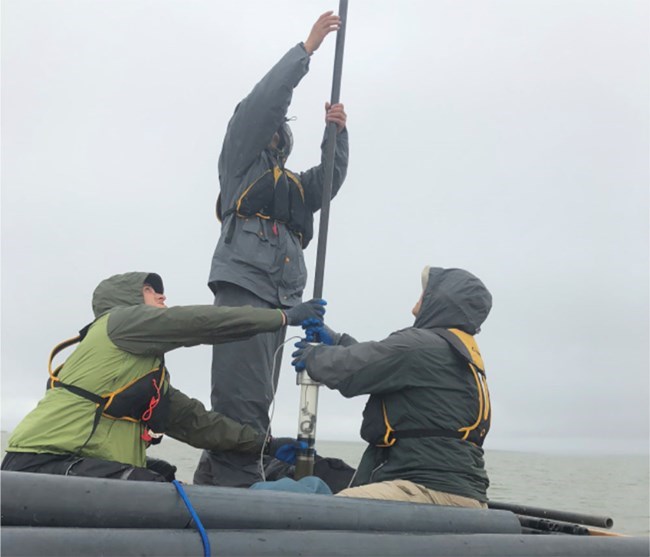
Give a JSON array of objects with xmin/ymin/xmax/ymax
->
[
  {"xmin": 362, "ymin": 328, "xmax": 491, "ymax": 448},
  {"xmin": 216, "ymin": 163, "xmax": 313, "ymax": 248},
  {"xmin": 46, "ymin": 323, "xmax": 171, "ymax": 451}
]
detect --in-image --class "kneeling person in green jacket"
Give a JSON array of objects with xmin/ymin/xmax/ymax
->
[
  {"xmin": 292, "ymin": 266, "xmax": 492, "ymax": 508},
  {"xmin": 2, "ymin": 271, "xmax": 324, "ymax": 481}
]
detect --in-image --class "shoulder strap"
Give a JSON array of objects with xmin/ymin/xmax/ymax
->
[
  {"xmin": 390, "ymin": 328, "xmax": 490, "ymax": 446},
  {"xmin": 48, "ymin": 322, "xmax": 93, "ymax": 387},
  {"xmin": 45, "ymin": 322, "xmax": 107, "ymax": 454},
  {"xmin": 432, "ymin": 327, "xmax": 485, "ymax": 374}
]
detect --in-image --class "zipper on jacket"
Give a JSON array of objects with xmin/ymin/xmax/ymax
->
[{"xmin": 369, "ymin": 459, "xmax": 387, "ymax": 483}]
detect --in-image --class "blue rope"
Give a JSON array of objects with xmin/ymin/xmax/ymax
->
[{"xmin": 172, "ymin": 480, "xmax": 211, "ymax": 557}]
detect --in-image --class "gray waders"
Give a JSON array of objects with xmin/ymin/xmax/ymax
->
[{"xmin": 193, "ymin": 282, "xmax": 286, "ymax": 487}]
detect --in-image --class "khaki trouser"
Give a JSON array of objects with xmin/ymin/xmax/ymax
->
[{"xmin": 336, "ymin": 479, "xmax": 487, "ymax": 509}]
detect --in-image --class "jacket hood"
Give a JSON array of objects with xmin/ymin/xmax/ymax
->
[
  {"xmin": 92, "ymin": 272, "xmax": 163, "ymax": 318},
  {"xmin": 413, "ymin": 267, "xmax": 492, "ymax": 334}
]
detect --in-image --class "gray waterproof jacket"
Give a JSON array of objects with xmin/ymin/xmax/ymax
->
[
  {"xmin": 209, "ymin": 43, "xmax": 349, "ymax": 307},
  {"xmin": 303, "ymin": 268, "xmax": 493, "ymax": 502}
]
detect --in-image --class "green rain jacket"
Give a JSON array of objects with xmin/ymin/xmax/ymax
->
[
  {"xmin": 7, "ymin": 272, "xmax": 284, "ymax": 467},
  {"xmin": 303, "ymin": 267, "xmax": 493, "ymax": 502}
]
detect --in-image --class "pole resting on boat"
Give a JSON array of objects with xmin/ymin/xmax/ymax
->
[{"xmin": 488, "ymin": 501, "xmax": 614, "ymax": 529}]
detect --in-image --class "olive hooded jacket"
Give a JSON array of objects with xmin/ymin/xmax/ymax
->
[
  {"xmin": 7, "ymin": 272, "xmax": 285, "ymax": 468},
  {"xmin": 303, "ymin": 267, "xmax": 493, "ymax": 502}
]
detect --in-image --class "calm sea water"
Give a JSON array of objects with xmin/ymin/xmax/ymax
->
[{"xmin": 3, "ymin": 432, "xmax": 648, "ymax": 536}]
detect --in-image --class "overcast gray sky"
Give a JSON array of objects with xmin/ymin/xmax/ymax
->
[{"xmin": 2, "ymin": 0, "xmax": 648, "ymax": 454}]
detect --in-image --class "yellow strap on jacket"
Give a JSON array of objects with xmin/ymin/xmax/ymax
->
[{"xmin": 377, "ymin": 328, "xmax": 491, "ymax": 447}]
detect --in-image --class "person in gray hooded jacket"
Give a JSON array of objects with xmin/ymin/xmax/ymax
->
[
  {"xmin": 291, "ymin": 266, "xmax": 493, "ymax": 507},
  {"xmin": 196, "ymin": 10, "xmax": 349, "ymax": 487}
]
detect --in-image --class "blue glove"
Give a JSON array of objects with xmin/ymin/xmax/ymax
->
[
  {"xmin": 302, "ymin": 322, "xmax": 336, "ymax": 346},
  {"xmin": 291, "ymin": 340, "xmax": 315, "ymax": 372},
  {"xmin": 271, "ymin": 439, "xmax": 309, "ymax": 465},
  {"xmin": 283, "ymin": 299, "xmax": 327, "ymax": 327}
]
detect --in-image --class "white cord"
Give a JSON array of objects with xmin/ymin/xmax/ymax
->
[{"xmin": 258, "ymin": 334, "xmax": 302, "ymax": 482}]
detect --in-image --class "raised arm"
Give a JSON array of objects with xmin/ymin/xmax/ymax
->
[
  {"xmin": 218, "ymin": 45, "xmax": 310, "ymax": 178},
  {"xmin": 219, "ymin": 11, "xmax": 341, "ymax": 179},
  {"xmin": 300, "ymin": 103, "xmax": 349, "ymax": 210}
]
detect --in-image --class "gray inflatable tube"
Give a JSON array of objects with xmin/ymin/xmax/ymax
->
[
  {"xmin": 2, "ymin": 528, "xmax": 649, "ymax": 557},
  {"xmin": 1, "ymin": 471, "xmax": 520, "ymax": 533},
  {"xmin": 2, "ymin": 472, "xmax": 648, "ymax": 557}
]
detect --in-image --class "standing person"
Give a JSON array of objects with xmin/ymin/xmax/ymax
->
[
  {"xmin": 195, "ymin": 11, "xmax": 349, "ymax": 487},
  {"xmin": 2, "ymin": 272, "xmax": 324, "ymax": 481},
  {"xmin": 291, "ymin": 266, "xmax": 493, "ymax": 508}
]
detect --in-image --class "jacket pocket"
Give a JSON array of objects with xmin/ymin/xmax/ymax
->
[
  {"xmin": 232, "ymin": 217, "xmax": 279, "ymax": 273},
  {"xmin": 279, "ymin": 233, "xmax": 307, "ymax": 291}
]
